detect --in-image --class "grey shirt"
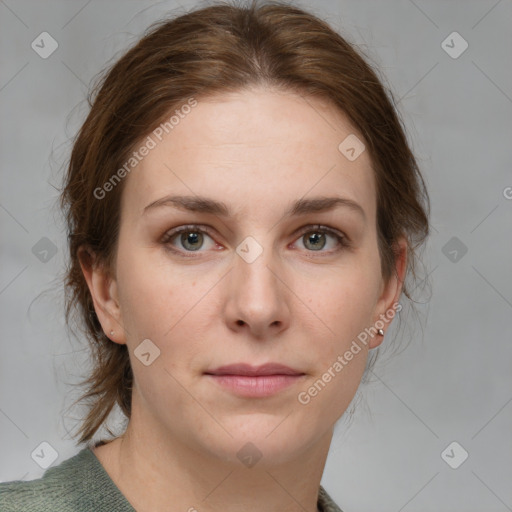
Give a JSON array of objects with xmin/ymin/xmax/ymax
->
[{"xmin": 0, "ymin": 446, "xmax": 344, "ymax": 511}]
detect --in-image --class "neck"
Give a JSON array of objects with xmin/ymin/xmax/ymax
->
[{"xmin": 93, "ymin": 403, "xmax": 333, "ymax": 512}]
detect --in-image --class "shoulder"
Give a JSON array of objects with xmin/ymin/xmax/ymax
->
[
  {"xmin": 0, "ymin": 447, "xmax": 133, "ymax": 512},
  {"xmin": 0, "ymin": 448, "xmax": 96, "ymax": 512},
  {"xmin": 0, "ymin": 476, "xmax": 76, "ymax": 512},
  {"xmin": 318, "ymin": 484, "xmax": 345, "ymax": 512}
]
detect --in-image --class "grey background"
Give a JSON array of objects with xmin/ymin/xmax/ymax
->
[{"xmin": 1, "ymin": 1, "xmax": 511, "ymax": 511}]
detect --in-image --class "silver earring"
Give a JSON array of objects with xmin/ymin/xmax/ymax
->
[
  {"xmin": 110, "ymin": 330, "xmax": 114, "ymax": 336},
  {"xmin": 377, "ymin": 329, "xmax": 384, "ymax": 336}
]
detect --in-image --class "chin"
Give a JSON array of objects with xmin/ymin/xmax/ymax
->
[{"xmin": 197, "ymin": 416, "xmax": 320, "ymax": 469}]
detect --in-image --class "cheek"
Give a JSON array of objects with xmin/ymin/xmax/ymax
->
[
  {"xmin": 296, "ymin": 285, "xmax": 375, "ymax": 428},
  {"xmin": 294, "ymin": 256, "xmax": 380, "ymax": 400},
  {"xmin": 295, "ymin": 329, "xmax": 369, "ymax": 433},
  {"xmin": 298, "ymin": 259, "xmax": 381, "ymax": 341},
  {"xmin": 115, "ymin": 244, "xmax": 185, "ymax": 333},
  {"xmin": 116, "ymin": 246, "xmax": 223, "ymax": 377}
]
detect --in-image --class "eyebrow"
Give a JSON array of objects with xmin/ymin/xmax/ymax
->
[{"xmin": 143, "ymin": 194, "xmax": 366, "ymax": 221}]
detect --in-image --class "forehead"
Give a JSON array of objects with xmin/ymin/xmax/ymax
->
[{"xmin": 120, "ymin": 87, "xmax": 376, "ymax": 224}]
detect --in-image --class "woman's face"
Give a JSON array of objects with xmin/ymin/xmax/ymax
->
[{"xmin": 87, "ymin": 86, "xmax": 405, "ymax": 466}]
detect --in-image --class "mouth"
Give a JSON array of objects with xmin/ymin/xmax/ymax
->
[{"xmin": 204, "ymin": 363, "xmax": 306, "ymax": 398}]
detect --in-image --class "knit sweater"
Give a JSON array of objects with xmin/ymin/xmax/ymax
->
[{"xmin": 0, "ymin": 447, "xmax": 343, "ymax": 511}]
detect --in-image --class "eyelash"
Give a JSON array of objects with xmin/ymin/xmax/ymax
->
[{"xmin": 160, "ymin": 224, "xmax": 351, "ymax": 258}]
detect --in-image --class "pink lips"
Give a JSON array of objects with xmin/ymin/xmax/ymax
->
[
  {"xmin": 204, "ymin": 363, "xmax": 305, "ymax": 397},
  {"xmin": 206, "ymin": 363, "xmax": 303, "ymax": 377}
]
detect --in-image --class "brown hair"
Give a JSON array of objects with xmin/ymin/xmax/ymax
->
[{"xmin": 59, "ymin": 0, "xmax": 430, "ymax": 444}]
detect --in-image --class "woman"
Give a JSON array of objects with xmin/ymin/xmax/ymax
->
[{"xmin": 0, "ymin": 0, "xmax": 429, "ymax": 510}]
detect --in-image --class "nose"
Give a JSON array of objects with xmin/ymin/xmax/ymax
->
[{"xmin": 223, "ymin": 243, "xmax": 291, "ymax": 339}]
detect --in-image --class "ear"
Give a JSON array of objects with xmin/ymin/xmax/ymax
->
[
  {"xmin": 368, "ymin": 236, "xmax": 408, "ymax": 349},
  {"xmin": 78, "ymin": 245, "xmax": 126, "ymax": 345}
]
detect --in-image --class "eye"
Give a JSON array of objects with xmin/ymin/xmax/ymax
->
[
  {"xmin": 292, "ymin": 225, "xmax": 350, "ymax": 255},
  {"xmin": 161, "ymin": 225, "xmax": 218, "ymax": 256},
  {"xmin": 161, "ymin": 224, "xmax": 350, "ymax": 258}
]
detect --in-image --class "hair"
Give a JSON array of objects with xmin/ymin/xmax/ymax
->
[{"xmin": 59, "ymin": 0, "xmax": 430, "ymax": 445}]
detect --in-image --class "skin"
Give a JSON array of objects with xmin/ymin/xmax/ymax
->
[{"xmin": 80, "ymin": 86, "xmax": 407, "ymax": 512}]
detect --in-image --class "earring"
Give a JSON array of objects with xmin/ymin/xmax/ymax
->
[
  {"xmin": 377, "ymin": 329, "xmax": 384, "ymax": 336},
  {"xmin": 110, "ymin": 330, "xmax": 114, "ymax": 336}
]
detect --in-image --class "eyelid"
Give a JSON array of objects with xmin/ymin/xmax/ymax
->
[
  {"xmin": 160, "ymin": 224, "xmax": 216, "ymax": 244},
  {"xmin": 294, "ymin": 224, "xmax": 349, "ymax": 243}
]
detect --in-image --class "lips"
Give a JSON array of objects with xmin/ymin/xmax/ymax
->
[
  {"xmin": 204, "ymin": 363, "xmax": 306, "ymax": 398},
  {"xmin": 204, "ymin": 363, "xmax": 304, "ymax": 377}
]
